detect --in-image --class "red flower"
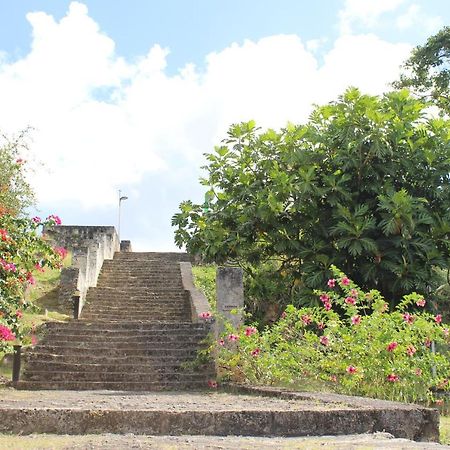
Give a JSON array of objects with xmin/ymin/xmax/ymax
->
[
  {"xmin": 345, "ymin": 296, "xmax": 356, "ymax": 305},
  {"xmin": 387, "ymin": 373, "xmax": 399, "ymax": 382},
  {"xmin": 341, "ymin": 277, "xmax": 350, "ymax": 286},
  {"xmin": 245, "ymin": 326, "xmax": 257, "ymax": 336},
  {"xmin": 228, "ymin": 334, "xmax": 239, "ymax": 342},
  {"xmin": 251, "ymin": 348, "xmax": 261, "ymax": 357},
  {"xmin": 301, "ymin": 314, "xmax": 312, "ymax": 325},
  {"xmin": 416, "ymin": 298, "xmax": 426, "ymax": 307},
  {"xmin": 54, "ymin": 247, "xmax": 68, "ymax": 259},
  {"xmin": 346, "ymin": 365, "xmax": 357, "ymax": 374},
  {"xmin": 207, "ymin": 380, "xmax": 218, "ymax": 388},
  {"xmin": 424, "ymin": 338, "xmax": 432, "ymax": 348},
  {"xmin": 0, "ymin": 229, "xmax": 9, "ymax": 241},
  {"xmin": 327, "ymin": 279, "xmax": 336, "ymax": 288},
  {"xmin": 351, "ymin": 315, "xmax": 361, "ymax": 325},
  {"xmin": 0, "ymin": 325, "xmax": 15, "ymax": 341},
  {"xmin": 15, "ymin": 310, "xmax": 23, "ymax": 319},
  {"xmin": 402, "ymin": 313, "xmax": 415, "ymax": 324},
  {"xmin": 435, "ymin": 314, "xmax": 442, "ymax": 324},
  {"xmin": 386, "ymin": 342, "xmax": 398, "ymax": 352},
  {"xmin": 199, "ymin": 311, "xmax": 213, "ymax": 319},
  {"xmin": 32, "ymin": 216, "xmax": 41, "ymax": 224},
  {"xmin": 319, "ymin": 294, "xmax": 330, "ymax": 303},
  {"xmin": 46, "ymin": 214, "xmax": 62, "ymax": 226},
  {"xmin": 323, "ymin": 302, "xmax": 332, "ymax": 311}
]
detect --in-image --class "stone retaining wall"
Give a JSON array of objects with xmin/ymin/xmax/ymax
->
[{"xmin": 45, "ymin": 226, "xmax": 120, "ymax": 312}]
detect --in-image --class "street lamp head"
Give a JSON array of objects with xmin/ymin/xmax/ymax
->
[{"xmin": 119, "ymin": 196, "xmax": 128, "ymax": 202}]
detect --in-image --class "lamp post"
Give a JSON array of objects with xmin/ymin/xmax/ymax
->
[{"xmin": 118, "ymin": 189, "xmax": 128, "ymax": 242}]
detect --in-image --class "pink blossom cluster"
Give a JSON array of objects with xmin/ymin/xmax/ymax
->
[
  {"xmin": 251, "ymin": 348, "xmax": 260, "ymax": 357},
  {"xmin": 301, "ymin": 314, "xmax": 312, "ymax": 325},
  {"xmin": 244, "ymin": 326, "xmax": 257, "ymax": 336},
  {"xmin": 46, "ymin": 214, "xmax": 62, "ymax": 226},
  {"xmin": 319, "ymin": 335, "xmax": 329, "ymax": 346},
  {"xmin": 403, "ymin": 313, "xmax": 415, "ymax": 324},
  {"xmin": 0, "ymin": 228, "xmax": 9, "ymax": 241},
  {"xmin": 198, "ymin": 311, "xmax": 213, "ymax": 320},
  {"xmin": 207, "ymin": 380, "xmax": 218, "ymax": 388},
  {"xmin": 32, "ymin": 216, "xmax": 41, "ymax": 224},
  {"xmin": 386, "ymin": 341, "xmax": 398, "ymax": 352},
  {"xmin": 54, "ymin": 247, "xmax": 68, "ymax": 259},
  {"xmin": 320, "ymin": 293, "xmax": 332, "ymax": 311},
  {"xmin": 387, "ymin": 373, "xmax": 399, "ymax": 382},
  {"xmin": 0, "ymin": 325, "xmax": 15, "ymax": 341},
  {"xmin": 0, "ymin": 259, "xmax": 16, "ymax": 272}
]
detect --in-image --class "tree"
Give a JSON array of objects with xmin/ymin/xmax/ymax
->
[
  {"xmin": 0, "ymin": 129, "xmax": 35, "ymax": 217},
  {"xmin": 173, "ymin": 89, "xmax": 450, "ymax": 308},
  {"xmin": 395, "ymin": 26, "xmax": 450, "ymax": 113}
]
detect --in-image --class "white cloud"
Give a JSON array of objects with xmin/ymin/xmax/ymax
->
[
  {"xmin": 0, "ymin": 2, "xmax": 414, "ymax": 248},
  {"xmin": 338, "ymin": 0, "xmax": 406, "ymax": 34},
  {"xmin": 396, "ymin": 4, "xmax": 443, "ymax": 33}
]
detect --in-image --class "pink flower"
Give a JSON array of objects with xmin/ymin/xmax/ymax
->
[
  {"xmin": 54, "ymin": 247, "xmax": 68, "ymax": 259},
  {"xmin": 281, "ymin": 311, "xmax": 287, "ymax": 319},
  {"xmin": 26, "ymin": 272, "xmax": 35, "ymax": 285},
  {"xmin": 350, "ymin": 289, "xmax": 359, "ymax": 297},
  {"xmin": 199, "ymin": 311, "xmax": 213, "ymax": 319},
  {"xmin": 15, "ymin": 310, "xmax": 23, "ymax": 319},
  {"xmin": 301, "ymin": 314, "xmax": 312, "ymax": 325},
  {"xmin": 387, "ymin": 373, "xmax": 399, "ymax": 382},
  {"xmin": 245, "ymin": 326, "xmax": 257, "ymax": 336},
  {"xmin": 319, "ymin": 294, "xmax": 330, "ymax": 303},
  {"xmin": 327, "ymin": 279, "xmax": 336, "ymax": 288},
  {"xmin": 403, "ymin": 313, "xmax": 415, "ymax": 324},
  {"xmin": 0, "ymin": 229, "xmax": 9, "ymax": 241},
  {"xmin": 31, "ymin": 335, "xmax": 38, "ymax": 346},
  {"xmin": 346, "ymin": 365, "xmax": 357, "ymax": 374},
  {"xmin": 341, "ymin": 277, "xmax": 350, "ymax": 286},
  {"xmin": 228, "ymin": 334, "xmax": 239, "ymax": 342},
  {"xmin": 32, "ymin": 216, "xmax": 41, "ymax": 224},
  {"xmin": 424, "ymin": 338, "xmax": 432, "ymax": 348},
  {"xmin": 323, "ymin": 302, "xmax": 332, "ymax": 311},
  {"xmin": 207, "ymin": 380, "xmax": 218, "ymax": 388},
  {"xmin": 435, "ymin": 314, "xmax": 442, "ymax": 324},
  {"xmin": 415, "ymin": 368, "xmax": 422, "ymax": 376},
  {"xmin": 416, "ymin": 298, "xmax": 426, "ymax": 307},
  {"xmin": 351, "ymin": 315, "xmax": 361, "ymax": 325},
  {"xmin": 15, "ymin": 158, "xmax": 25, "ymax": 165},
  {"xmin": 386, "ymin": 341, "xmax": 398, "ymax": 352},
  {"xmin": 330, "ymin": 375, "xmax": 337, "ymax": 383},
  {"xmin": 35, "ymin": 262, "xmax": 45, "ymax": 273},
  {"xmin": 345, "ymin": 296, "xmax": 356, "ymax": 305},
  {"xmin": 406, "ymin": 344, "xmax": 416, "ymax": 356},
  {"xmin": 46, "ymin": 214, "xmax": 62, "ymax": 226},
  {"xmin": 443, "ymin": 328, "xmax": 449, "ymax": 337},
  {"xmin": 319, "ymin": 335, "xmax": 329, "ymax": 346},
  {"xmin": 317, "ymin": 322, "xmax": 325, "ymax": 330},
  {"xmin": 251, "ymin": 348, "xmax": 261, "ymax": 357},
  {"xmin": 0, "ymin": 260, "xmax": 16, "ymax": 272},
  {"xmin": 0, "ymin": 325, "xmax": 15, "ymax": 341},
  {"xmin": 218, "ymin": 339, "xmax": 225, "ymax": 346}
]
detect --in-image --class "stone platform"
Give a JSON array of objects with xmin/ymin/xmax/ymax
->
[{"xmin": 0, "ymin": 389, "xmax": 439, "ymax": 442}]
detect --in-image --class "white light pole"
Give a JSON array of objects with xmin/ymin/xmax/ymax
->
[{"xmin": 118, "ymin": 189, "xmax": 128, "ymax": 242}]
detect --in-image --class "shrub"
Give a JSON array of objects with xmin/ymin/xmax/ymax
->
[{"xmin": 213, "ymin": 266, "xmax": 450, "ymax": 404}]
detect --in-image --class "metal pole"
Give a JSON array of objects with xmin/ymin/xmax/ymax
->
[
  {"xmin": 12, "ymin": 344, "xmax": 21, "ymax": 383},
  {"xmin": 118, "ymin": 189, "xmax": 122, "ymax": 242}
]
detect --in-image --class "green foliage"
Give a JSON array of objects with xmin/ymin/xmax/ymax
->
[
  {"xmin": 0, "ymin": 215, "xmax": 63, "ymax": 351},
  {"xmin": 212, "ymin": 268, "xmax": 450, "ymax": 404},
  {"xmin": 192, "ymin": 264, "xmax": 217, "ymax": 309},
  {"xmin": 173, "ymin": 89, "xmax": 450, "ymax": 307},
  {"xmin": 395, "ymin": 26, "xmax": 450, "ymax": 113},
  {"xmin": 0, "ymin": 129, "xmax": 35, "ymax": 216}
]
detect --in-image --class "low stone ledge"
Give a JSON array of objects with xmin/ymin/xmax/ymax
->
[{"xmin": 223, "ymin": 384, "xmax": 440, "ymax": 442}]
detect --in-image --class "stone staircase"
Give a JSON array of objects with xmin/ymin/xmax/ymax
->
[{"xmin": 18, "ymin": 252, "xmax": 214, "ymax": 390}]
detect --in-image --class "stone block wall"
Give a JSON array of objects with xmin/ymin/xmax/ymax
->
[{"xmin": 45, "ymin": 226, "xmax": 120, "ymax": 312}]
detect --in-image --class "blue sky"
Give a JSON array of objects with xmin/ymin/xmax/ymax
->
[{"xmin": 0, "ymin": 1, "xmax": 448, "ymax": 250}]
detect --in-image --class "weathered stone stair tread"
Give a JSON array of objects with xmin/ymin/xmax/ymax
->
[
  {"xmin": 0, "ymin": 390, "xmax": 438, "ymax": 441},
  {"xmin": 45, "ymin": 321, "xmax": 206, "ymax": 330}
]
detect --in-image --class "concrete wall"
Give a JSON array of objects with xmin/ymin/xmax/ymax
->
[{"xmin": 45, "ymin": 226, "xmax": 120, "ymax": 312}]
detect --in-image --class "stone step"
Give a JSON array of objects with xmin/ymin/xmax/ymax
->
[
  {"xmin": 0, "ymin": 390, "xmax": 438, "ymax": 440},
  {"xmin": 79, "ymin": 313, "xmax": 189, "ymax": 321},
  {"xmin": 23, "ymin": 353, "xmax": 201, "ymax": 365},
  {"xmin": 14, "ymin": 380, "xmax": 206, "ymax": 390},
  {"xmin": 42, "ymin": 325, "xmax": 209, "ymax": 336},
  {"xmin": 23, "ymin": 360, "xmax": 212, "ymax": 374},
  {"xmin": 80, "ymin": 306, "xmax": 189, "ymax": 315},
  {"xmin": 30, "ymin": 345, "xmax": 202, "ymax": 357},
  {"xmin": 82, "ymin": 301, "xmax": 188, "ymax": 309},
  {"xmin": 22, "ymin": 370, "xmax": 210, "ymax": 383},
  {"xmin": 87, "ymin": 287, "xmax": 187, "ymax": 295},
  {"xmin": 40, "ymin": 332, "xmax": 208, "ymax": 343},
  {"xmin": 44, "ymin": 321, "xmax": 208, "ymax": 331}
]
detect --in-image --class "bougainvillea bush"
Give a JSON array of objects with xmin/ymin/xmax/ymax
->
[
  {"xmin": 0, "ymin": 214, "xmax": 62, "ymax": 352},
  {"xmin": 214, "ymin": 266, "xmax": 450, "ymax": 404}
]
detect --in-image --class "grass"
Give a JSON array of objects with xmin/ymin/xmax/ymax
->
[
  {"xmin": 192, "ymin": 264, "xmax": 217, "ymax": 310},
  {"xmin": 441, "ymin": 415, "xmax": 450, "ymax": 444}
]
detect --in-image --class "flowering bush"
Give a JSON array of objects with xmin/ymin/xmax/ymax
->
[
  {"xmin": 0, "ymin": 214, "xmax": 63, "ymax": 352},
  {"xmin": 214, "ymin": 266, "xmax": 450, "ymax": 404}
]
